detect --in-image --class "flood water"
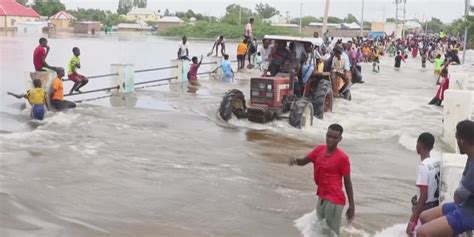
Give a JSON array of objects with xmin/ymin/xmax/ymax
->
[{"xmin": 0, "ymin": 31, "xmax": 472, "ymax": 236}]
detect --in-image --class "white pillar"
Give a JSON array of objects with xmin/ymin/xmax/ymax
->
[
  {"xmin": 111, "ymin": 64, "xmax": 135, "ymax": 95},
  {"xmin": 210, "ymin": 56, "xmax": 222, "ymax": 80},
  {"xmin": 440, "ymin": 153, "xmax": 468, "ymax": 203},
  {"xmin": 28, "ymin": 71, "xmax": 56, "ymax": 109},
  {"xmin": 442, "ymin": 90, "xmax": 473, "ymax": 153},
  {"xmin": 170, "ymin": 59, "xmax": 191, "ymax": 92}
]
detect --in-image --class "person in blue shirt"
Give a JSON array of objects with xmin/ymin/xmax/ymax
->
[
  {"xmin": 417, "ymin": 120, "xmax": 474, "ymax": 237},
  {"xmin": 212, "ymin": 54, "xmax": 234, "ymax": 83}
]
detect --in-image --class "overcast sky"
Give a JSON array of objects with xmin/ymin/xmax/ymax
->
[{"xmin": 60, "ymin": 0, "xmax": 466, "ymax": 23}]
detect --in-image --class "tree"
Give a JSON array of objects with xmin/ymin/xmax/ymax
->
[
  {"xmin": 425, "ymin": 17, "xmax": 445, "ymax": 33},
  {"xmin": 117, "ymin": 0, "xmax": 132, "ymax": 15},
  {"xmin": 290, "ymin": 16, "xmax": 319, "ymax": 26},
  {"xmin": 343, "ymin": 14, "xmax": 359, "ymax": 24},
  {"xmin": 16, "ymin": 0, "xmax": 28, "ymax": 6},
  {"xmin": 327, "ymin": 16, "xmax": 343, "ymax": 24},
  {"xmin": 32, "ymin": 1, "xmax": 65, "ymax": 16},
  {"xmin": 164, "ymin": 9, "xmax": 170, "ymax": 16},
  {"xmin": 222, "ymin": 4, "xmax": 254, "ymax": 25},
  {"xmin": 255, "ymin": 3, "xmax": 279, "ymax": 19},
  {"xmin": 133, "ymin": 0, "xmax": 146, "ymax": 8},
  {"xmin": 386, "ymin": 17, "xmax": 397, "ymax": 23}
]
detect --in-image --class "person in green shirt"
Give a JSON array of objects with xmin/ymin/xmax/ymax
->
[
  {"xmin": 67, "ymin": 47, "xmax": 89, "ymax": 94},
  {"xmin": 434, "ymin": 54, "xmax": 443, "ymax": 76}
]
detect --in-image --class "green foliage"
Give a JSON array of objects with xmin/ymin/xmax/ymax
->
[
  {"xmin": 32, "ymin": 1, "xmax": 65, "ymax": 16},
  {"xmin": 344, "ymin": 14, "xmax": 359, "ymax": 24},
  {"xmin": 327, "ymin": 16, "xmax": 343, "ymax": 24},
  {"xmin": 117, "ymin": 0, "xmax": 132, "ymax": 15},
  {"xmin": 68, "ymin": 8, "xmax": 133, "ymax": 27},
  {"xmin": 290, "ymin": 16, "xmax": 319, "ymax": 26},
  {"xmin": 386, "ymin": 18, "xmax": 397, "ymax": 23},
  {"xmin": 69, "ymin": 8, "xmax": 107, "ymax": 21},
  {"xmin": 133, "ymin": 0, "xmax": 146, "ymax": 8},
  {"xmin": 161, "ymin": 21, "xmax": 298, "ymax": 39},
  {"xmin": 255, "ymin": 3, "xmax": 279, "ymax": 19},
  {"xmin": 145, "ymin": 20, "xmax": 158, "ymax": 27},
  {"xmin": 16, "ymin": 0, "xmax": 28, "ymax": 6},
  {"xmin": 425, "ymin": 17, "xmax": 446, "ymax": 33},
  {"xmin": 222, "ymin": 4, "xmax": 255, "ymax": 25}
]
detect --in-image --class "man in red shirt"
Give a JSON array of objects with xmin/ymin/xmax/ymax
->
[
  {"xmin": 289, "ymin": 124, "xmax": 355, "ymax": 236},
  {"xmin": 33, "ymin": 37, "xmax": 57, "ymax": 72}
]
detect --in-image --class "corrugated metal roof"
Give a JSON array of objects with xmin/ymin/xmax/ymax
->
[{"xmin": 0, "ymin": 0, "xmax": 39, "ymax": 17}]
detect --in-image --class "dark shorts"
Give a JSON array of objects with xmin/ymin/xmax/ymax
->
[
  {"xmin": 268, "ymin": 63, "xmax": 281, "ymax": 76},
  {"xmin": 68, "ymin": 73, "xmax": 87, "ymax": 83},
  {"xmin": 31, "ymin": 104, "xmax": 45, "ymax": 120},
  {"xmin": 51, "ymin": 100, "xmax": 76, "ymax": 111},
  {"xmin": 442, "ymin": 202, "xmax": 474, "ymax": 235}
]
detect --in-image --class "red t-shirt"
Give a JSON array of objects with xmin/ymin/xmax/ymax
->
[
  {"xmin": 435, "ymin": 77, "xmax": 449, "ymax": 101},
  {"xmin": 33, "ymin": 45, "xmax": 46, "ymax": 71},
  {"xmin": 307, "ymin": 144, "xmax": 350, "ymax": 205}
]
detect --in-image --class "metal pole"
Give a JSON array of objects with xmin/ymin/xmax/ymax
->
[
  {"xmin": 462, "ymin": 0, "xmax": 469, "ymax": 64},
  {"xmin": 360, "ymin": 0, "xmax": 364, "ymax": 34},
  {"xmin": 322, "ymin": 0, "xmax": 330, "ymax": 34},
  {"xmin": 299, "ymin": 3, "xmax": 302, "ymax": 34},
  {"xmin": 239, "ymin": 7, "xmax": 242, "ymax": 25}
]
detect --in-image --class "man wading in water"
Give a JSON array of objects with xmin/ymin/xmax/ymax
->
[{"xmin": 289, "ymin": 124, "xmax": 355, "ymax": 236}]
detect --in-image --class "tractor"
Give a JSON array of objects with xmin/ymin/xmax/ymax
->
[{"xmin": 219, "ymin": 35, "xmax": 335, "ymax": 129}]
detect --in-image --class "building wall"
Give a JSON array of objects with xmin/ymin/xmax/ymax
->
[
  {"xmin": 126, "ymin": 14, "xmax": 158, "ymax": 22},
  {"xmin": 73, "ymin": 22, "xmax": 101, "ymax": 34},
  {"xmin": 157, "ymin": 22, "xmax": 181, "ymax": 33},
  {"xmin": 51, "ymin": 19, "xmax": 71, "ymax": 28},
  {"xmin": 0, "ymin": 16, "xmax": 39, "ymax": 30}
]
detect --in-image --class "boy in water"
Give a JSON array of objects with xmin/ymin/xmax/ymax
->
[
  {"xmin": 237, "ymin": 38, "xmax": 248, "ymax": 71},
  {"xmin": 372, "ymin": 49, "xmax": 380, "ymax": 73},
  {"xmin": 188, "ymin": 55, "xmax": 203, "ymax": 87},
  {"xmin": 212, "ymin": 54, "xmax": 234, "ymax": 83},
  {"xmin": 406, "ymin": 133, "xmax": 441, "ymax": 237},
  {"xmin": 7, "ymin": 79, "xmax": 49, "ymax": 120},
  {"xmin": 51, "ymin": 67, "xmax": 76, "ymax": 111},
  {"xmin": 68, "ymin": 47, "xmax": 89, "ymax": 94},
  {"xmin": 394, "ymin": 51, "xmax": 405, "ymax": 69},
  {"xmin": 429, "ymin": 68, "xmax": 449, "ymax": 106},
  {"xmin": 289, "ymin": 124, "xmax": 355, "ymax": 236},
  {"xmin": 417, "ymin": 120, "xmax": 474, "ymax": 237}
]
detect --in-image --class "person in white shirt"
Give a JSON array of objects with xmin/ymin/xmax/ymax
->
[
  {"xmin": 209, "ymin": 35, "xmax": 226, "ymax": 57},
  {"xmin": 177, "ymin": 36, "xmax": 190, "ymax": 60},
  {"xmin": 406, "ymin": 132, "xmax": 441, "ymax": 237},
  {"xmin": 258, "ymin": 39, "xmax": 273, "ymax": 75}
]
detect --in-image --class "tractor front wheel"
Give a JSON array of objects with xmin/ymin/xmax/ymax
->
[
  {"xmin": 289, "ymin": 99, "xmax": 314, "ymax": 129},
  {"xmin": 219, "ymin": 89, "xmax": 247, "ymax": 121}
]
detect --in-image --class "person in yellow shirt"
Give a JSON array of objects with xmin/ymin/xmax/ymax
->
[
  {"xmin": 7, "ymin": 79, "xmax": 49, "ymax": 120},
  {"xmin": 237, "ymin": 38, "xmax": 248, "ymax": 70},
  {"xmin": 67, "ymin": 47, "xmax": 89, "ymax": 95},
  {"xmin": 51, "ymin": 67, "xmax": 76, "ymax": 111}
]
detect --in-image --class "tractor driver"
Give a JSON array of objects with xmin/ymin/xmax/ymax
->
[{"xmin": 268, "ymin": 40, "xmax": 290, "ymax": 76}]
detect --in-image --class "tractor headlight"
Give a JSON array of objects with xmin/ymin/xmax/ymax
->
[
  {"xmin": 259, "ymin": 83, "xmax": 266, "ymax": 89},
  {"xmin": 251, "ymin": 90, "xmax": 259, "ymax": 96},
  {"xmin": 266, "ymin": 92, "xmax": 273, "ymax": 97}
]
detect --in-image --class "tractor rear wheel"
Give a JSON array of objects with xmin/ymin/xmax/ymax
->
[
  {"xmin": 289, "ymin": 99, "xmax": 314, "ymax": 129},
  {"xmin": 311, "ymin": 79, "xmax": 333, "ymax": 119},
  {"xmin": 219, "ymin": 89, "xmax": 247, "ymax": 121}
]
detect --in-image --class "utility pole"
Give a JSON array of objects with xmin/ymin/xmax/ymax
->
[
  {"xmin": 462, "ymin": 0, "xmax": 470, "ymax": 64},
  {"xmin": 239, "ymin": 6, "xmax": 242, "ymax": 25},
  {"xmin": 360, "ymin": 0, "xmax": 364, "ymax": 35},
  {"xmin": 322, "ymin": 0, "xmax": 330, "ymax": 34},
  {"xmin": 299, "ymin": 3, "xmax": 302, "ymax": 34}
]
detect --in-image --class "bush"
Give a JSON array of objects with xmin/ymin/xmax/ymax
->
[{"xmin": 161, "ymin": 21, "xmax": 299, "ymax": 39}]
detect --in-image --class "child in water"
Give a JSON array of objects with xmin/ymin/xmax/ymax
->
[
  {"xmin": 429, "ymin": 68, "xmax": 449, "ymax": 106},
  {"xmin": 372, "ymin": 49, "xmax": 380, "ymax": 73},
  {"xmin": 7, "ymin": 79, "xmax": 49, "ymax": 120},
  {"xmin": 394, "ymin": 51, "xmax": 405, "ymax": 69}
]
